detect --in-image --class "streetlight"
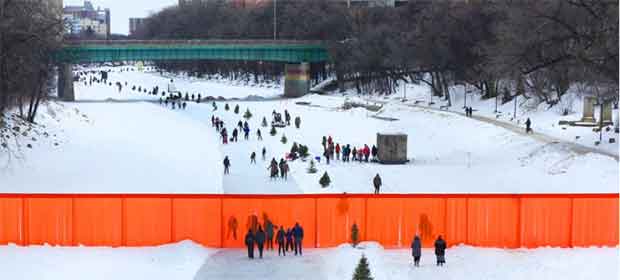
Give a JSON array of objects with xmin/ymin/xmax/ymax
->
[{"xmin": 273, "ymin": 0, "xmax": 277, "ymax": 40}]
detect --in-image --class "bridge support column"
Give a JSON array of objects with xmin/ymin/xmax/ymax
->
[
  {"xmin": 57, "ymin": 63, "xmax": 75, "ymax": 102},
  {"xmin": 284, "ymin": 63, "xmax": 310, "ymax": 98}
]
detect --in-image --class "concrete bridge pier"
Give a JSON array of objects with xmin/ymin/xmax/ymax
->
[
  {"xmin": 284, "ymin": 62, "xmax": 310, "ymax": 98},
  {"xmin": 57, "ymin": 63, "xmax": 75, "ymax": 101}
]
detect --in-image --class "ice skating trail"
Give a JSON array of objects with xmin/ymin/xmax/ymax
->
[
  {"xmin": 181, "ymin": 106, "xmax": 304, "ymax": 194},
  {"xmin": 193, "ymin": 249, "xmax": 327, "ymax": 280}
]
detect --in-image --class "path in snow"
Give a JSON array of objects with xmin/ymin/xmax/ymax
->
[
  {"xmin": 403, "ymin": 104, "xmax": 619, "ymax": 161},
  {"xmin": 193, "ymin": 249, "xmax": 327, "ymax": 280}
]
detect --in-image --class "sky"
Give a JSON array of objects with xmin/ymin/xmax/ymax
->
[{"xmin": 63, "ymin": 0, "xmax": 177, "ymax": 35}]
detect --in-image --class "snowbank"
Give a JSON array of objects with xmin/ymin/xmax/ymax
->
[{"xmin": 0, "ymin": 241, "xmax": 216, "ymax": 280}]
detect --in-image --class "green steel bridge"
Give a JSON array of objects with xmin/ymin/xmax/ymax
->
[
  {"xmin": 57, "ymin": 40, "xmax": 329, "ymax": 101},
  {"xmin": 58, "ymin": 40, "xmax": 329, "ymax": 63}
]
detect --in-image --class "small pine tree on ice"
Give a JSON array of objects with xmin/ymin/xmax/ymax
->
[
  {"xmin": 234, "ymin": 104, "xmax": 240, "ymax": 114},
  {"xmin": 319, "ymin": 172, "xmax": 331, "ymax": 188},
  {"xmin": 307, "ymin": 160, "xmax": 318, "ymax": 174},
  {"xmin": 262, "ymin": 117, "xmax": 268, "ymax": 127},
  {"xmin": 281, "ymin": 134, "xmax": 288, "ymax": 144},
  {"xmin": 270, "ymin": 126, "xmax": 277, "ymax": 136},
  {"xmin": 352, "ymin": 254, "xmax": 373, "ymax": 280},
  {"xmin": 243, "ymin": 109, "xmax": 253, "ymax": 120},
  {"xmin": 225, "ymin": 103, "xmax": 230, "ymax": 111},
  {"xmin": 298, "ymin": 145, "xmax": 309, "ymax": 158}
]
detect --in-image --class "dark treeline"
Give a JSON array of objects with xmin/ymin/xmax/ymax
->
[
  {"xmin": 0, "ymin": 0, "xmax": 63, "ymax": 123},
  {"xmin": 136, "ymin": 0, "xmax": 618, "ymax": 103}
]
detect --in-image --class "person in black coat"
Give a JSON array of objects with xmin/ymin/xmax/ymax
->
[
  {"xmin": 255, "ymin": 225, "xmax": 266, "ymax": 259},
  {"xmin": 276, "ymin": 226, "xmax": 286, "ymax": 256},
  {"xmin": 245, "ymin": 229, "xmax": 255, "ymax": 259},
  {"xmin": 223, "ymin": 156, "xmax": 231, "ymax": 175},
  {"xmin": 293, "ymin": 222, "xmax": 304, "ymax": 256},
  {"xmin": 411, "ymin": 235, "xmax": 422, "ymax": 267},
  {"xmin": 434, "ymin": 235, "xmax": 447, "ymax": 266},
  {"xmin": 285, "ymin": 228, "xmax": 293, "ymax": 252}
]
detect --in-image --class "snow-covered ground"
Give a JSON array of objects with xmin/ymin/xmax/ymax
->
[
  {"xmin": 0, "ymin": 66, "xmax": 617, "ymax": 193},
  {"xmin": 0, "ymin": 241, "xmax": 616, "ymax": 280}
]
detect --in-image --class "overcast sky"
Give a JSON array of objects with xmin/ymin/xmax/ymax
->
[{"xmin": 64, "ymin": 0, "xmax": 177, "ymax": 35}]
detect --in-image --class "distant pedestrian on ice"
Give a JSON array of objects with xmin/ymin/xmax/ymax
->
[
  {"xmin": 293, "ymin": 222, "xmax": 304, "ymax": 256},
  {"xmin": 250, "ymin": 152, "xmax": 256, "ymax": 164},
  {"xmin": 277, "ymin": 226, "xmax": 286, "ymax": 256},
  {"xmin": 525, "ymin": 118, "xmax": 533, "ymax": 134},
  {"xmin": 257, "ymin": 129, "xmax": 263, "ymax": 141},
  {"xmin": 411, "ymin": 235, "xmax": 422, "ymax": 267},
  {"xmin": 262, "ymin": 147, "xmax": 267, "ymax": 160},
  {"xmin": 255, "ymin": 225, "xmax": 266, "ymax": 259},
  {"xmin": 434, "ymin": 235, "xmax": 447, "ymax": 266},
  {"xmin": 285, "ymin": 228, "xmax": 293, "ymax": 252},
  {"xmin": 223, "ymin": 156, "xmax": 231, "ymax": 174},
  {"xmin": 245, "ymin": 229, "xmax": 255, "ymax": 259},
  {"xmin": 373, "ymin": 174, "xmax": 382, "ymax": 194}
]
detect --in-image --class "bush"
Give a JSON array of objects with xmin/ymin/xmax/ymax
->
[
  {"xmin": 270, "ymin": 126, "xmax": 277, "ymax": 136},
  {"xmin": 352, "ymin": 254, "xmax": 373, "ymax": 280},
  {"xmin": 290, "ymin": 142, "xmax": 299, "ymax": 155},
  {"xmin": 298, "ymin": 144, "xmax": 309, "ymax": 158},
  {"xmin": 319, "ymin": 172, "xmax": 331, "ymax": 188},
  {"xmin": 243, "ymin": 109, "xmax": 253, "ymax": 119},
  {"xmin": 225, "ymin": 103, "xmax": 230, "ymax": 111},
  {"xmin": 307, "ymin": 160, "xmax": 318, "ymax": 174},
  {"xmin": 234, "ymin": 104, "xmax": 240, "ymax": 114},
  {"xmin": 281, "ymin": 134, "xmax": 288, "ymax": 144}
]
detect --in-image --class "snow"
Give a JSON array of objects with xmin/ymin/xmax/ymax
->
[
  {"xmin": 3, "ymin": 241, "xmax": 610, "ymax": 280},
  {"xmin": 0, "ymin": 241, "xmax": 217, "ymax": 280},
  {"xmin": 0, "ymin": 66, "xmax": 617, "ymax": 194}
]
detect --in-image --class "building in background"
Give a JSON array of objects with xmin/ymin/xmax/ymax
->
[
  {"xmin": 129, "ymin": 18, "xmax": 148, "ymax": 36},
  {"xmin": 63, "ymin": 1, "xmax": 111, "ymax": 39}
]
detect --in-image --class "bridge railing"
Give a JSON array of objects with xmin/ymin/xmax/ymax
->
[{"xmin": 64, "ymin": 39, "xmax": 326, "ymax": 46}]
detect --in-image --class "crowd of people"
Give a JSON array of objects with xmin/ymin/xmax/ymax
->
[
  {"xmin": 245, "ymin": 222, "xmax": 305, "ymax": 259},
  {"xmin": 320, "ymin": 136, "xmax": 378, "ymax": 165}
]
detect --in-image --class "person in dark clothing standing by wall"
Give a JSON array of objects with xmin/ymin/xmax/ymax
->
[
  {"xmin": 285, "ymin": 228, "xmax": 293, "ymax": 252},
  {"xmin": 276, "ymin": 226, "xmax": 286, "ymax": 256},
  {"xmin": 265, "ymin": 219, "xmax": 274, "ymax": 251},
  {"xmin": 411, "ymin": 235, "xmax": 422, "ymax": 267},
  {"xmin": 245, "ymin": 229, "xmax": 255, "ymax": 259},
  {"xmin": 434, "ymin": 235, "xmax": 447, "ymax": 266},
  {"xmin": 255, "ymin": 225, "xmax": 266, "ymax": 259},
  {"xmin": 293, "ymin": 222, "xmax": 304, "ymax": 256}
]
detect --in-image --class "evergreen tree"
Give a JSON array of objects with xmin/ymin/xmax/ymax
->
[
  {"xmin": 308, "ymin": 160, "xmax": 318, "ymax": 174},
  {"xmin": 298, "ymin": 145, "xmax": 309, "ymax": 158},
  {"xmin": 262, "ymin": 117, "xmax": 268, "ymax": 127},
  {"xmin": 270, "ymin": 126, "xmax": 277, "ymax": 136},
  {"xmin": 225, "ymin": 103, "xmax": 230, "ymax": 111},
  {"xmin": 281, "ymin": 134, "xmax": 288, "ymax": 144},
  {"xmin": 352, "ymin": 254, "xmax": 373, "ymax": 280},
  {"xmin": 234, "ymin": 104, "xmax": 240, "ymax": 114},
  {"xmin": 243, "ymin": 108, "xmax": 253, "ymax": 119},
  {"xmin": 319, "ymin": 172, "xmax": 331, "ymax": 188},
  {"xmin": 290, "ymin": 142, "xmax": 299, "ymax": 155}
]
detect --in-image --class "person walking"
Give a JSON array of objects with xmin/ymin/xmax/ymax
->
[
  {"xmin": 232, "ymin": 128, "xmax": 239, "ymax": 142},
  {"xmin": 525, "ymin": 118, "xmax": 533, "ymax": 134},
  {"xmin": 250, "ymin": 152, "xmax": 256, "ymax": 164},
  {"xmin": 257, "ymin": 129, "xmax": 263, "ymax": 141},
  {"xmin": 371, "ymin": 145, "xmax": 378, "ymax": 162},
  {"xmin": 245, "ymin": 229, "xmax": 255, "ymax": 259},
  {"xmin": 373, "ymin": 174, "xmax": 382, "ymax": 194},
  {"xmin": 293, "ymin": 222, "xmax": 304, "ymax": 256},
  {"xmin": 281, "ymin": 161, "xmax": 289, "ymax": 180},
  {"xmin": 265, "ymin": 220, "xmax": 274, "ymax": 251},
  {"xmin": 285, "ymin": 228, "xmax": 293, "ymax": 252},
  {"xmin": 335, "ymin": 144, "xmax": 341, "ymax": 161},
  {"xmin": 223, "ymin": 156, "xmax": 231, "ymax": 175},
  {"xmin": 243, "ymin": 125, "xmax": 250, "ymax": 140},
  {"xmin": 262, "ymin": 147, "xmax": 267, "ymax": 160},
  {"xmin": 411, "ymin": 235, "xmax": 422, "ymax": 267},
  {"xmin": 434, "ymin": 235, "xmax": 447, "ymax": 266},
  {"xmin": 276, "ymin": 226, "xmax": 286, "ymax": 256},
  {"xmin": 363, "ymin": 145, "xmax": 370, "ymax": 162},
  {"xmin": 255, "ymin": 226, "xmax": 266, "ymax": 259}
]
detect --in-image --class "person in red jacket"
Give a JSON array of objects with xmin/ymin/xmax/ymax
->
[
  {"xmin": 335, "ymin": 144, "xmax": 341, "ymax": 161},
  {"xmin": 363, "ymin": 145, "xmax": 370, "ymax": 162}
]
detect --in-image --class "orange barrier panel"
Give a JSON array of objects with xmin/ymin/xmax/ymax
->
[
  {"xmin": 520, "ymin": 198, "xmax": 571, "ymax": 248},
  {"xmin": 0, "ymin": 194, "xmax": 617, "ymax": 249},
  {"xmin": 0, "ymin": 198, "xmax": 23, "ymax": 245},
  {"xmin": 26, "ymin": 197, "xmax": 73, "ymax": 246},
  {"xmin": 73, "ymin": 198, "xmax": 123, "ymax": 246},
  {"xmin": 315, "ymin": 197, "xmax": 365, "ymax": 248},
  {"xmin": 572, "ymin": 197, "xmax": 619, "ymax": 247},
  {"xmin": 124, "ymin": 198, "xmax": 172, "ymax": 246},
  {"xmin": 445, "ymin": 198, "xmax": 467, "ymax": 247},
  {"xmin": 172, "ymin": 198, "xmax": 221, "ymax": 247},
  {"xmin": 467, "ymin": 198, "xmax": 520, "ymax": 248}
]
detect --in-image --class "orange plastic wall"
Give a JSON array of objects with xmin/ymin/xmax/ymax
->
[{"xmin": 0, "ymin": 194, "xmax": 617, "ymax": 249}]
